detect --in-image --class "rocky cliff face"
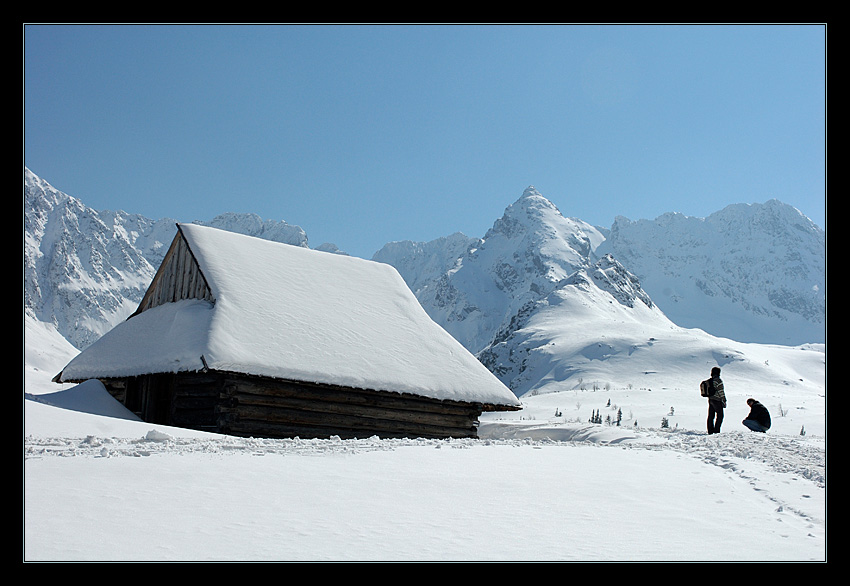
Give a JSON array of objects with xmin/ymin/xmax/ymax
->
[{"xmin": 25, "ymin": 168, "xmax": 167, "ymax": 349}]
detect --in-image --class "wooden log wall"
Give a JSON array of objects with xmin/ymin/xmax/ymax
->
[
  {"xmin": 216, "ymin": 374, "xmax": 484, "ymax": 439},
  {"xmin": 170, "ymin": 372, "xmax": 224, "ymax": 432},
  {"xmin": 101, "ymin": 371, "xmax": 501, "ymax": 440}
]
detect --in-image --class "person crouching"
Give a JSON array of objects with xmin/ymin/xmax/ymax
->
[{"xmin": 742, "ymin": 398, "xmax": 771, "ymax": 433}]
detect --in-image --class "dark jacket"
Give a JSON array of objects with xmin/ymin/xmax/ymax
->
[{"xmin": 745, "ymin": 400, "xmax": 771, "ymax": 429}]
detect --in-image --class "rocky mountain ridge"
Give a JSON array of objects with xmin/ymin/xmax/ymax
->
[
  {"xmin": 25, "ymin": 168, "xmax": 316, "ymax": 349},
  {"xmin": 24, "ymin": 168, "xmax": 825, "ymax": 396}
]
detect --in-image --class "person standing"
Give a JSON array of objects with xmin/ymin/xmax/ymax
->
[
  {"xmin": 703, "ymin": 366, "xmax": 726, "ymax": 434},
  {"xmin": 742, "ymin": 398, "xmax": 771, "ymax": 432}
]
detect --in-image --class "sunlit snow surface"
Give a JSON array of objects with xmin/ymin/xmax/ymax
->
[{"xmin": 25, "ymin": 318, "xmax": 825, "ymax": 562}]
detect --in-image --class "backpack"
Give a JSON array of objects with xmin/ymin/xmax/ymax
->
[{"xmin": 700, "ymin": 379, "xmax": 713, "ymax": 397}]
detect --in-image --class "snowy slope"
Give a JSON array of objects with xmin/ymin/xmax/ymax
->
[
  {"xmin": 24, "ymin": 313, "xmax": 825, "ymax": 561},
  {"xmin": 476, "ymin": 252, "xmax": 824, "ymax": 406}
]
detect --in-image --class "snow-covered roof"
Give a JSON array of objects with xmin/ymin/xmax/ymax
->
[{"xmin": 59, "ymin": 223, "xmax": 520, "ymax": 409}]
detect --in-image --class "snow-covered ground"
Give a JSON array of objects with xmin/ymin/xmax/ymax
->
[{"xmin": 24, "ymin": 317, "xmax": 826, "ymax": 562}]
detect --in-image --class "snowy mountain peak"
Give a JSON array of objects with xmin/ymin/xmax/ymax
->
[
  {"xmin": 485, "ymin": 186, "xmax": 564, "ymax": 241},
  {"xmin": 381, "ymin": 187, "xmax": 616, "ymax": 355},
  {"xmin": 599, "ymin": 199, "xmax": 825, "ymax": 345},
  {"xmin": 518, "ymin": 185, "xmax": 557, "ymax": 209},
  {"xmin": 518, "ymin": 184, "xmax": 552, "ymax": 205}
]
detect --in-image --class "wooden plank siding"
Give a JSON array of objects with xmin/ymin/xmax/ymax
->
[
  {"xmin": 134, "ymin": 228, "xmax": 214, "ymax": 316},
  {"xmin": 217, "ymin": 374, "xmax": 483, "ymax": 439},
  {"xmin": 98, "ymin": 371, "xmax": 489, "ymax": 439}
]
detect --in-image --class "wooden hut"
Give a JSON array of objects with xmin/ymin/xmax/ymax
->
[{"xmin": 54, "ymin": 223, "xmax": 521, "ymax": 439}]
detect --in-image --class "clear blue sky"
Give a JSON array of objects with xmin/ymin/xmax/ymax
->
[{"xmin": 24, "ymin": 24, "xmax": 826, "ymax": 259}]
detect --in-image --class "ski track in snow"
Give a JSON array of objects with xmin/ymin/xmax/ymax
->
[{"xmin": 24, "ymin": 425, "xmax": 825, "ymax": 526}]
